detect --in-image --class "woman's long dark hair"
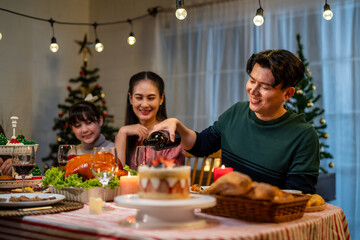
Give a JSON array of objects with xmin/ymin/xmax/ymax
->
[{"xmin": 125, "ymin": 71, "xmax": 167, "ymax": 164}]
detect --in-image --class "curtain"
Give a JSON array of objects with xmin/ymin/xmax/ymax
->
[{"xmin": 154, "ymin": 0, "xmax": 360, "ymax": 238}]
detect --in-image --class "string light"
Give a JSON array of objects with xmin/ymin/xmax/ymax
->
[
  {"xmin": 175, "ymin": 0, "xmax": 187, "ymax": 20},
  {"xmin": 127, "ymin": 19, "xmax": 136, "ymax": 45},
  {"xmin": 253, "ymin": 0, "xmax": 264, "ymax": 26},
  {"xmin": 323, "ymin": 0, "xmax": 333, "ymax": 21},
  {"xmin": 93, "ymin": 23, "xmax": 104, "ymax": 52},
  {"xmin": 0, "ymin": 32, "xmax": 2, "ymax": 40},
  {"xmin": 49, "ymin": 18, "xmax": 59, "ymax": 52}
]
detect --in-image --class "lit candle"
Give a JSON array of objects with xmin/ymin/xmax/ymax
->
[
  {"xmin": 213, "ymin": 165, "xmax": 233, "ymax": 182},
  {"xmin": 120, "ymin": 172, "xmax": 139, "ymax": 195}
]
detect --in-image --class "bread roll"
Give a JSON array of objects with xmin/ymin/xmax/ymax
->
[
  {"xmin": 202, "ymin": 171, "xmax": 252, "ymax": 196},
  {"xmin": 243, "ymin": 182, "xmax": 289, "ymax": 201}
]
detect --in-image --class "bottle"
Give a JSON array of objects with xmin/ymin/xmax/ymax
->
[{"xmin": 143, "ymin": 131, "xmax": 181, "ymax": 151}]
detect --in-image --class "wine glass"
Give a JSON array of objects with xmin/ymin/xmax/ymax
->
[
  {"xmin": 12, "ymin": 145, "xmax": 36, "ymax": 193},
  {"xmin": 135, "ymin": 146, "xmax": 157, "ymax": 169},
  {"xmin": 58, "ymin": 145, "xmax": 77, "ymax": 168},
  {"xmin": 91, "ymin": 146, "xmax": 118, "ymax": 209}
]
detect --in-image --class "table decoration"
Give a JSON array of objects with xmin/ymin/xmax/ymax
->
[
  {"xmin": 120, "ymin": 172, "xmax": 139, "ymax": 195},
  {"xmin": 213, "ymin": 165, "xmax": 233, "ymax": 182}
]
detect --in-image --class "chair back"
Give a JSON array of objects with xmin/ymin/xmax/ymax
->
[{"xmin": 185, "ymin": 149, "xmax": 221, "ymax": 186}]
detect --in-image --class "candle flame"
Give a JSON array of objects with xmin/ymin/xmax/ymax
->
[
  {"xmin": 128, "ymin": 171, "xmax": 131, "ymax": 177},
  {"xmin": 221, "ymin": 165, "xmax": 225, "ymax": 169}
]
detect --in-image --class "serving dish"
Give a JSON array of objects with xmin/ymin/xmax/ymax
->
[
  {"xmin": 0, "ymin": 144, "xmax": 39, "ymax": 155},
  {"xmin": 0, "ymin": 193, "xmax": 65, "ymax": 207}
]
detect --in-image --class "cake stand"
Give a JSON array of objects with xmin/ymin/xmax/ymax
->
[{"xmin": 114, "ymin": 194, "xmax": 216, "ymax": 229}]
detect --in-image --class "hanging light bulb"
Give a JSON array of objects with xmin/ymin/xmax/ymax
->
[
  {"xmin": 127, "ymin": 32, "xmax": 136, "ymax": 45},
  {"xmin": 95, "ymin": 38, "xmax": 104, "ymax": 52},
  {"xmin": 126, "ymin": 20, "xmax": 136, "ymax": 45},
  {"xmin": 49, "ymin": 18, "xmax": 59, "ymax": 53},
  {"xmin": 93, "ymin": 22, "xmax": 104, "ymax": 52},
  {"xmin": 175, "ymin": 0, "xmax": 187, "ymax": 20},
  {"xmin": 50, "ymin": 37, "xmax": 59, "ymax": 52},
  {"xmin": 253, "ymin": 0, "xmax": 264, "ymax": 26},
  {"xmin": 323, "ymin": 1, "xmax": 333, "ymax": 20}
]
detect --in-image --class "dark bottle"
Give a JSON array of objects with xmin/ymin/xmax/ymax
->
[{"xmin": 143, "ymin": 131, "xmax": 181, "ymax": 151}]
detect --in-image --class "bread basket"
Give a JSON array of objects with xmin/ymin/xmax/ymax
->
[{"xmin": 201, "ymin": 194, "xmax": 311, "ymax": 223}]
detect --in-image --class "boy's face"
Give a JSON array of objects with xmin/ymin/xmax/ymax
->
[
  {"xmin": 246, "ymin": 63, "xmax": 294, "ymax": 120},
  {"xmin": 71, "ymin": 115, "xmax": 103, "ymax": 144}
]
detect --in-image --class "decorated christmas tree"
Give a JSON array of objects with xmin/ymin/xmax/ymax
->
[
  {"xmin": 286, "ymin": 34, "xmax": 334, "ymax": 173},
  {"xmin": 42, "ymin": 35, "xmax": 118, "ymax": 170}
]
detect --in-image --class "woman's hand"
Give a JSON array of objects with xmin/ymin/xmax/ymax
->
[
  {"xmin": 119, "ymin": 124, "xmax": 149, "ymax": 143},
  {"xmin": 0, "ymin": 158, "xmax": 13, "ymax": 175}
]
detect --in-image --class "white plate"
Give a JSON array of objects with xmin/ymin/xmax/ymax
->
[
  {"xmin": 0, "ymin": 193, "xmax": 65, "ymax": 207},
  {"xmin": 0, "ymin": 144, "xmax": 39, "ymax": 155},
  {"xmin": 190, "ymin": 186, "xmax": 210, "ymax": 193},
  {"xmin": 0, "ymin": 179, "xmax": 42, "ymax": 189},
  {"xmin": 115, "ymin": 194, "xmax": 216, "ymax": 229}
]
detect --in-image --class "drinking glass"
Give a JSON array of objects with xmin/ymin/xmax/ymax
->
[
  {"xmin": 135, "ymin": 146, "xmax": 157, "ymax": 169},
  {"xmin": 12, "ymin": 146, "xmax": 36, "ymax": 193},
  {"xmin": 58, "ymin": 145, "xmax": 77, "ymax": 168},
  {"xmin": 91, "ymin": 146, "xmax": 118, "ymax": 209}
]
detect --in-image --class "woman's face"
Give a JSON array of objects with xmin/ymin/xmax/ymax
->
[
  {"xmin": 71, "ymin": 115, "xmax": 103, "ymax": 144},
  {"xmin": 129, "ymin": 79, "xmax": 164, "ymax": 126}
]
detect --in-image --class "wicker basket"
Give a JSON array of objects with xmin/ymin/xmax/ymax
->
[{"xmin": 201, "ymin": 194, "xmax": 311, "ymax": 223}]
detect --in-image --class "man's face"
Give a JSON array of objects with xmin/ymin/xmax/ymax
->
[{"xmin": 246, "ymin": 63, "xmax": 294, "ymax": 120}]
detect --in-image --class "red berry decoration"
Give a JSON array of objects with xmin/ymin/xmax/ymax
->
[
  {"xmin": 65, "ymin": 124, "xmax": 69, "ymax": 129},
  {"xmin": 103, "ymin": 112, "xmax": 108, "ymax": 117},
  {"xmin": 96, "ymin": 84, "xmax": 100, "ymax": 89},
  {"xmin": 102, "ymin": 100, "xmax": 107, "ymax": 104},
  {"xmin": 58, "ymin": 112, "xmax": 63, "ymax": 117},
  {"xmin": 67, "ymin": 86, "xmax": 71, "ymax": 91},
  {"xmin": 80, "ymin": 70, "xmax": 85, "ymax": 75}
]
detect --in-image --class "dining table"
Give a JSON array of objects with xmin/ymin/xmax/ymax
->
[{"xmin": 0, "ymin": 201, "xmax": 351, "ymax": 240}]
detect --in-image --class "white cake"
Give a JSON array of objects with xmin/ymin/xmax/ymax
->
[{"xmin": 138, "ymin": 165, "xmax": 191, "ymax": 200}]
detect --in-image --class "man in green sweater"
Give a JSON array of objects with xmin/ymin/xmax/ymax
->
[{"xmin": 153, "ymin": 49, "xmax": 320, "ymax": 194}]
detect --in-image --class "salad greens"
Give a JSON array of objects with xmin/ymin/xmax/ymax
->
[{"xmin": 42, "ymin": 167, "xmax": 120, "ymax": 190}]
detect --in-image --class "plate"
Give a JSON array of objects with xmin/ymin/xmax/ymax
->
[
  {"xmin": 0, "ymin": 144, "xmax": 39, "ymax": 155},
  {"xmin": 0, "ymin": 179, "xmax": 42, "ymax": 189},
  {"xmin": 0, "ymin": 193, "xmax": 65, "ymax": 207},
  {"xmin": 190, "ymin": 186, "xmax": 210, "ymax": 193},
  {"xmin": 305, "ymin": 203, "xmax": 327, "ymax": 212},
  {"xmin": 115, "ymin": 194, "xmax": 216, "ymax": 229}
]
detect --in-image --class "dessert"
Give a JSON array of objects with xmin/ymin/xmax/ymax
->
[{"xmin": 138, "ymin": 157, "xmax": 191, "ymax": 199}]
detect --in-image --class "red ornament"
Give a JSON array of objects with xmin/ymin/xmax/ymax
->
[
  {"xmin": 102, "ymin": 100, "xmax": 107, "ymax": 104},
  {"xmin": 67, "ymin": 86, "xmax": 71, "ymax": 91},
  {"xmin": 103, "ymin": 112, "xmax": 108, "ymax": 117},
  {"xmin": 48, "ymin": 153, "xmax": 53, "ymax": 157},
  {"xmin": 80, "ymin": 70, "xmax": 85, "ymax": 75},
  {"xmin": 96, "ymin": 84, "xmax": 100, "ymax": 89},
  {"xmin": 65, "ymin": 124, "xmax": 69, "ymax": 129},
  {"xmin": 52, "ymin": 126, "xmax": 56, "ymax": 131},
  {"xmin": 58, "ymin": 112, "xmax": 63, "ymax": 117}
]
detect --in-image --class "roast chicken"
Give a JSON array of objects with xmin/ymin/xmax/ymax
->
[{"xmin": 65, "ymin": 153, "xmax": 127, "ymax": 179}]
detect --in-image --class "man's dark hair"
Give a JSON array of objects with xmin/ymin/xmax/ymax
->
[{"xmin": 246, "ymin": 49, "xmax": 305, "ymax": 89}]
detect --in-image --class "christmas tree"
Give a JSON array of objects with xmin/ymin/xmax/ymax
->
[
  {"xmin": 286, "ymin": 34, "xmax": 333, "ymax": 173},
  {"xmin": 42, "ymin": 35, "xmax": 118, "ymax": 170}
]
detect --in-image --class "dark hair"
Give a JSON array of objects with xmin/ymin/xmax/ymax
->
[
  {"xmin": 68, "ymin": 101, "xmax": 102, "ymax": 126},
  {"xmin": 246, "ymin": 49, "xmax": 305, "ymax": 90},
  {"xmin": 125, "ymin": 71, "xmax": 168, "ymax": 163}
]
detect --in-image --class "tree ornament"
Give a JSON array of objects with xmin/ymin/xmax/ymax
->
[
  {"xmin": 58, "ymin": 112, "xmax": 63, "ymax": 117},
  {"xmin": 96, "ymin": 84, "xmax": 100, "ymax": 89},
  {"xmin": 44, "ymin": 163, "xmax": 49, "ymax": 172},
  {"xmin": 101, "ymin": 92, "xmax": 105, "ymax": 98},
  {"xmin": 307, "ymin": 101, "xmax": 313, "ymax": 107},
  {"xmin": 306, "ymin": 68, "xmax": 311, "ymax": 76},
  {"xmin": 65, "ymin": 123, "xmax": 69, "ymax": 129},
  {"xmin": 320, "ymin": 118, "xmax": 326, "ymax": 124},
  {"xmin": 329, "ymin": 162, "xmax": 334, "ymax": 168},
  {"xmin": 320, "ymin": 147, "xmax": 324, "ymax": 152},
  {"xmin": 103, "ymin": 111, "xmax": 108, "ymax": 117},
  {"xmin": 296, "ymin": 89, "xmax": 303, "ymax": 94},
  {"xmin": 48, "ymin": 153, "xmax": 52, "ymax": 157},
  {"xmin": 102, "ymin": 99, "xmax": 107, "ymax": 104},
  {"xmin": 312, "ymin": 85, "xmax": 316, "ymax": 90},
  {"xmin": 324, "ymin": 133, "xmax": 329, "ymax": 139},
  {"xmin": 67, "ymin": 86, "xmax": 71, "ymax": 91},
  {"xmin": 80, "ymin": 70, "xmax": 85, "ymax": 75},
  {"xmin": 52, "ymin": 126, "xmax": 56, "ymax": 131},
  {"xmin": 57, "ymin": 136, "xmax": 62, "ymax": 142}
]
